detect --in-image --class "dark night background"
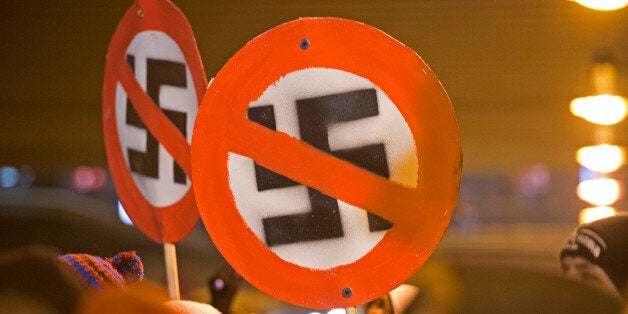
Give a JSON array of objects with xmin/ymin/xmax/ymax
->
[{"xmin": 0, "ymin": 1, "xmax": 627, "ymax": 312}]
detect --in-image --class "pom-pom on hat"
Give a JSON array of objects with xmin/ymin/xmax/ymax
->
[{"xmin": 59, "ymin": 251, "xmax": 144, "ymax": 292}]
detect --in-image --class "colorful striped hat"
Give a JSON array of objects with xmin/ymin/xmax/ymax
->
[{"xmin": 58, "ymin": 251, "xmax": 144, "ymax": 292}]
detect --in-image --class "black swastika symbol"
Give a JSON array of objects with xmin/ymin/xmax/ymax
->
[
  {"xmin": 125, "ymin": 54, "xmax": 188, "ymax": 184},
  {"xmin": 247, "ymin": 88, "xmax": 393, "ymax": 247}
]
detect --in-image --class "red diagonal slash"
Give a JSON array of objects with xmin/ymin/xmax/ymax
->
[
  {"xmin": 191, "ymin": 17, "xmax": 461, "ymax": 310},
  {"xmin": 102, "ymin": 0, "xmax": 206, "ymax": 244},
  {"xmin": 229, "ymin": 118, "xmax": 436, "ymax": 227},
  {"xmin": 115, "ymin": 58, "xmax": 192, "ymax": 178}
]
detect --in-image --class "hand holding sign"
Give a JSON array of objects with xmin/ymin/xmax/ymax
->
[
  {"xmin": 102, "ymin": 0, "xmax": 207, "ymax": 299},
  {"xmin": 192, "ymin": 18, "xmax": 462, "ymax": 308}
]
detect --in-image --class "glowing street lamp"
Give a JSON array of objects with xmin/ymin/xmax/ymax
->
[
  {"xmin": 570, "ymin": 95, "xmax": 627, "ymax": 125},
  {"xmin": 579, "ymin": 206, "xmax": 617, "ymax": 224},
  {"xmin": 571, "ymin": 56, "xmax": 625, "ymax": 222},
  {"xmin": 572, "ymin": 0, "xmax": 628, "ymax": 11},
  {"xmin": 571, "ymin": 59, "xmax": 627, "ymax": 125},
  {"xmin": 576, "ymin": 144, "xmax": 624, "ymax": 173},
  {"xmin": 577, "ymin": 178, "xmax": 620, "ymax": 206}
]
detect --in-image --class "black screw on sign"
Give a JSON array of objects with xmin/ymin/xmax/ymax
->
[
  {"xmin": 300, "ymin": 38, "xmax": 310, "ymax": 50},
  {"xmin": 342, "ymin": 287, "xmax": 353, "ymax": 298}
]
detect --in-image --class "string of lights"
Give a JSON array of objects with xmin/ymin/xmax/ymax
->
[{"xmin": 571, "ymin": 54, "xmax": 627, "ymax": 223}]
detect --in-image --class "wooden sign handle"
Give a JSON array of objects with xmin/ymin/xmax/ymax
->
[
  {"xmin": 164, "ymin": 242, "xmax": 181, "ymax": 300},
  {"xmin": 346, "ymin": 306, "xmax": 359, "ymax": 314}
]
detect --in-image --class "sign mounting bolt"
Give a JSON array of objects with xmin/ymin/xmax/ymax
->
[
  {"xmin": 300, "ymin": 38, "xmax": 310, "ymax": 50},
  {"xmin": 342, "ymin": 287, "xmax": 352, "ymax": 298}
]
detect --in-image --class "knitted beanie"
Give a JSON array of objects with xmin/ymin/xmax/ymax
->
[
  {"xmin": 560, "ymin": 214, "xmax": 628, "ymax": 294},
  {"xmin": 59, "ymin": 251, "xmax": 144, "ymax": 292}
]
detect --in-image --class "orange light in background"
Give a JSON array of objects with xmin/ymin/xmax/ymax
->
[
  {"xmin": 576, "ymin": 178, "xmax": 620, "ymax": 206},
  {"xmin": 570, "ymin": 95, "xmax": 627, "ymax": 125},
  {"xmin": 579, "ymin": 206, "xmax": 616, "ymax": 224},
  {"xmin": 572, "ymin": 0, "xmax": 628, "ymax": 10},
  {"xmin": 571, "ymin": 56, "xmax": 626, "ymax": 222},
  {"xmin": 576, "ymin": 144, "xmax": 624, "ymax": 173}
]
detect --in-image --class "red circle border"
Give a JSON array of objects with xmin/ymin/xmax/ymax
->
[
  {"xmin": 102, "ymin": 0, "xmax": 206, "ymax": 243},
  {"xmin": 192, "ymin": 17, "xmax": 461, "ymax": 308}
]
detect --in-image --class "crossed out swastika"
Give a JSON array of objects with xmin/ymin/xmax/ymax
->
[
  {"xmin": 116, "ymin": 35, "xmax": 196, "ymax": 207},
  {"xmin": 228, "ymin": 68, "xmax": 416, "ymax": 270},
  {"xmin": 192, "ymin": 17, "xmax": 461, "ymax": 309},
  {"xmin": 249, "ymin": 89, "xmax": 393, "ymax": 246},
  {"xmin": 103, "ymin": 0, "xmax": 206, "ymax": 243},
  {"xmin": 125, "ymin": 54, "xmax": 189, "ymax": 186}
]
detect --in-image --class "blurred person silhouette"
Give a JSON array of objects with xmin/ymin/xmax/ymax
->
[
  {"xmin": 0, "ymin": 246, "xmax": 82, "ymax": 313},
  {"xmin": 1, "ymin": 246, "xmax": 220, "ymax": 313},
  {"xmin": 208, "ymin": 263, "xmax": 242, "ymax": 313},
  {"xmin": 365, "ymin": 293, "xmax": 393, "ymax": 314},
  {"xmin": 364, "ymin": 284, "xmax": 420, "ymax": 314},
  {"xmin": 0, "ymin": 246, "xmax": 144, "ymax": 313},
  {"xmin": 560, "ymin": 213, "xmax": 628, "ymax": 303},
  {"xmin": 77, "ymin": 281, "xmax": 221, "ymax": 314}
]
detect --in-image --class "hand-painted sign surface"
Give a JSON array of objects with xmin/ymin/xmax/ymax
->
[
  {"xmin": 103, "ymin": 0, "xmax": 206, "ymax": 243},
  {"xmin": 192, "ymin": 17, "xmax": 461, "ymax": 308}
]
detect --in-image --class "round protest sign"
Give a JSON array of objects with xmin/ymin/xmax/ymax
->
[
  {"xmin": 192, "ymin": 17, "xmax": 461, "ymax": 308},
  {"xmin": 103, "ymin": 0, "xmax": 206, "ymax": 243}
]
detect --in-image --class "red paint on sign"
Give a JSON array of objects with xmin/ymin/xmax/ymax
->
[
  {"xmin": 102, "ymin": 0, "xmax": 206, "ymax": 243},
  {"xmin": 192, "ymin": 18, "xmax": 461, "ymax": 308}
]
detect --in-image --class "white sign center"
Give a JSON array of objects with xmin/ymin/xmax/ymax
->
[
  {"xmin": 228, "ymin": 68, "xmax": 418, "ymax": 270},
  {"xmin": 115, "ymin": 31, "xmax": 197, "ymax": 207}
]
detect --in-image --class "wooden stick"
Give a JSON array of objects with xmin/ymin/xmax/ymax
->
[
  {"xmin": 345, "ymin": 306, "xmax": 359, "ymax": 314},
  {"xmin": 163, "ymin": 242, "xmax": 181, "ymax": 300}
]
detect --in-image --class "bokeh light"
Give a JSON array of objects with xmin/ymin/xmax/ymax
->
[
  {"xmin": 18, "ymin": 165, "xmax": 35, "ymax": 188},
  {"xmin": 118, "ymin": 201, "xmax": 134, "ymax": 226},
  {"xmin": 518, "ymin": 164, "xmax": 551, "ymax": 197},
  {"xmin": 72, "ymin": 166, "xmax": 107, "ymax": 193},
  {"xmin": 0, "ymin": 166, "xmax": 19, "ymax": 188},
  {"xmin": 573, "ymin": 0, "xmax": 628, "ymax": 11},
  {"xmin": 570, "ymin": 95, "xmax": 627, "ymax": 125},
  {"xmin": 578, "ymin": 166, "xmax": 598, "ymax": 182},
  {"xmin": 578, "ymin": 206, "xmax": 616, "ymax": 224},
  {"xmin": 576, "ymin": 178, "xmax": 620, "ymax": 206},
  {"xmin": 576, "ymin": 144, "xmax": 624, "ymax": 173}
]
